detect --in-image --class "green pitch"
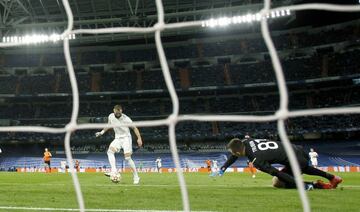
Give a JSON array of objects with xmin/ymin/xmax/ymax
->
[{"xmin": 0, "ymin": 172, "xmax": 359, "ymax": 211}]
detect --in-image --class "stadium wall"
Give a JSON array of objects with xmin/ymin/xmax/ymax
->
[{"xmin": 16, "ymin": 166, "xmax": 360, "ymax": 173}]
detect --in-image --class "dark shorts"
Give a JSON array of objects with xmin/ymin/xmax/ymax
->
[
  {"xmin": 293, "ymin": 145, "xmax": 310, "ymax": 168},
  {"xmin": 44, "ymin": 161, "xmax": 51, "ymax": 167},
  {"xmin": 282, "ymin": 145, "xmax": 309, "ymax": 175}
]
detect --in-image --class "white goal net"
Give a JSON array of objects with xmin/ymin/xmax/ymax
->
[{"xmin": 0, "ymin": 0, "xmax": 360, "ymax": 211}]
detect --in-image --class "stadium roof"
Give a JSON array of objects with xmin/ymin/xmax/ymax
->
[
  {"xmin": 0, "ymin": 0, "xmax": 300, "ymax": 44},
  {"xmin": 0, "ymin": 0, "xmax": 359, "ymax": 45}
]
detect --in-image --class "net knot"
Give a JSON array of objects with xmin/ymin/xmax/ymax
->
[
  {"xmin": 153, "ymin": 22, "xmax": 165, "ymax": 31},
  {"xmin": 167, "ymin": 114, "xmax": 178, "ymax": 124},
  {"xmin": 65, "ymin": 122, "xmax": 77, "ymax": 133},
  {"xmin": 275, "ymin": 109, "xmax": 289, "ymax": 120},
  {"xmin": 259, "ymin": 9, "xmax": 269, "ymax": 17}
]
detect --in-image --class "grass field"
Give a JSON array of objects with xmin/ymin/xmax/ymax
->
[{"xmin": 0, "ymin": 172, "xmax": 359, "ymax": 211}]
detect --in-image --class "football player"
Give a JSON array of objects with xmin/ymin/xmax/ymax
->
[
  {"xmin": 212, "ymin": 138, "xmax": 342, "ymax": 190},
  {"xmin": 96, "ymin": 104, "xmax": 142, "ymax": 184}
]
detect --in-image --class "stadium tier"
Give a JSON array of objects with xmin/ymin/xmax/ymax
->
[{"xmin": 1, "ymin": 49, "xmax": 360, "ymax": 94}]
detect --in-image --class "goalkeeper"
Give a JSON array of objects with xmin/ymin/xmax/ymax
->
[{"xmin": 213, "ymin": 138, "xmax": 342, "ymax": 190}]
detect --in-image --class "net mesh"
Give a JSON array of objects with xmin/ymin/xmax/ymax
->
[{"xmin": 1, "ymin": 0, "xmax": 360, "ymax": 211}]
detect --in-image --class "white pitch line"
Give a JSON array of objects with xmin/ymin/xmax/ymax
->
[
  {"xmin": 0, "ymin": 182, "xmax": 359, "ymax": 188},
  {"xmin": 93, "ymin": 184, "xmax": 273, "ymax": 188},
  {"xmin": 0, "ymin": 182, "xmax": 269, "ymax": 187},
  {"xmin": 0, "ymin": 206, "xmax": 214, "ymax": 212}
]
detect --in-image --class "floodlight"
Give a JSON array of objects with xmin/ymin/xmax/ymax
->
[{"xmin": 1, "ymin": 32, "xmax": 76, "ymax": 44}]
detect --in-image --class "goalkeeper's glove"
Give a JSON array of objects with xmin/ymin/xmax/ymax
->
[{"xmin": 209, "ymin": 170, "xmax": 224, "ymax": 177}]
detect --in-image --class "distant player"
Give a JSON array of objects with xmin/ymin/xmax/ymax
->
[
  {"xmin": 155, "ymin": 157, "xmax": 162, "ymax": 173},
  {"xmin": 43, "ymin": 148, "xmax": 52, "ymax": 173},
  {"xmin": 75, "ymin": 160, "xmax": 80, "ymax": 172},
  {"xmin": 60, "ymin": 161, "xmax": 67, "ymax": 173},
  {"xmin": 309, "ymin": 148, "xmax": 319, "ymax": 168},
  {"xmin": 244, "ymin": 134, "xmax": 256, "ymax": 178},
  {"xmin": 205, "ymin": 159, "xmax": 212, "ymax": 172},
  {"xmin": 96, "ymin": 104, "xmax": 142, "ymax": 184},
  {"xmin": 247, "ymin": 159, "xmax": 256, "ymax": 178},
  {"xmin": 212, "ymin": 138, "xmax": 342, "ymax": 190},
  {"xmin": 212, "ymin": 160, "xmax": 218, "ymax": 173}
]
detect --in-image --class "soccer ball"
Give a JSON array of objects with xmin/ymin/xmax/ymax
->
[{"xmin": 110, "ymin": 173, "xmax": 121, "ymax": 183}]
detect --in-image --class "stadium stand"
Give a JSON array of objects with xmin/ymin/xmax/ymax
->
[
  {"xmin": 1, "ymin": 18, "xmax": 360, "ymax": 172},
  {"xmin": 1, "ymin": 50, "xmax": 360, "ymax": 93}
]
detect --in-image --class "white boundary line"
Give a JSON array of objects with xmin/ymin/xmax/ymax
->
[
  {"xmin": 0, "ymin": 1, "xmax": 359, "ymax": 212},
  {"xmin": 0, "ymin": 206, "xmax": 212, "ymax": 212},
  {"xmin": 1, "ymin": 182, "xmax": 359, "ymax": 188}
]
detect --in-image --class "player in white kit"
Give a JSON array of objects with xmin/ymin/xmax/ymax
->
[
  {"xmin": 155, "ymin": 157, "xmax": 162, "ymax": 173},
  {"xmin": 96, "ymin": 104, "xmax": 143, "ymax": 184},
  {"xmin": 212, "ymin": 160, "xmax": 218, "ymax": 173},
  {"xmin": 309, "ymin": 148, "xmax": 319, "ymax": 168}
]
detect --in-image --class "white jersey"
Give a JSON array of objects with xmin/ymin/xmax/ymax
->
[
  {"xmin": 309, "ymin": 151, "xmax": 318, "ymax": 161},
  {"xmin": 212, "ymin": 160, "xmax": 218, "ymax": 168},
  {"xmin": 108, "ymin": 113, "xmax": 133, "ymax": 138},
  {"xmin": 156, "ymin": 158, "xmax": 162, "ymax": 167}
]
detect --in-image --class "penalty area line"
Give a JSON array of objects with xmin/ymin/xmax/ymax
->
[{"xmin": 0, "ymin": 206, "xmax": 214, "ymax": 212}]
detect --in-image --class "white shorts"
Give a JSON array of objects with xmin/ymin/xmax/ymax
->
[
  {"xmin": 311, "ymin": 159, "xmax": 318, "ymax": 166},
  {"xmin": 109, "ymin": 136, "xmax": 132, "ymax": 154}
]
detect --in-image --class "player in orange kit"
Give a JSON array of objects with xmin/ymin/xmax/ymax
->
[{"xmin": 43, "ymin": 148, "xmax": 52, "ymax": 173}]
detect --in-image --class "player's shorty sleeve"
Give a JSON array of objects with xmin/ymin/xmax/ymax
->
[
  {"xmin": 126, "ymin": 115, "xmax": 133, "ymax": 123},
  {"xmin": 220, "ymin": 155, "xmax": 238, "ymax": 171},
  {"xmin": 108, "ymin": 114, "xmax": 112, "ymax": 124}
]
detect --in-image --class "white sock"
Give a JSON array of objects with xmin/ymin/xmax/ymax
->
[
  {"xmin": 107, "ymin": 150, "xmax": 117, "ymax": 174},
  {"xmin": 126, "ymin": 157, "xmax": 138, "ymax": 178}
]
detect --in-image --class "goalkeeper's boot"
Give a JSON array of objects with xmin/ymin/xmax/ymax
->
[
  {"xmin": 314, "ymin": 180, "xmax": 332, "ymax": 189},
  {"xmin": 104, "ymin": 172, "xmax": 111, "ymax": 177},
  {"xmin": 330, "ymin": 176, "xmax": 342, "ymax": 189}
]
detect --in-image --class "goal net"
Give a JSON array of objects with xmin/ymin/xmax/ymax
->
[{"xmin": 0, "ymin": 0, "xmax": 360, "ymax": 212}]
